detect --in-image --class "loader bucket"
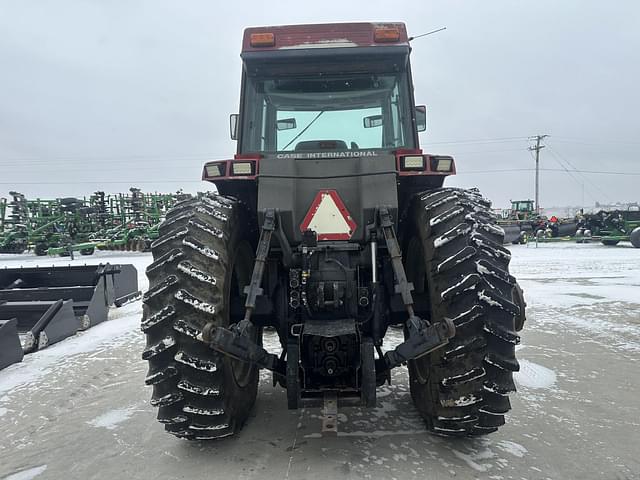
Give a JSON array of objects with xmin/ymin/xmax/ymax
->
[
  {"xmin": 0, "ymin": 264, "xmax": 140, "ymax": 330},
  {"xmin": 0, "ymin": 264, "xmax": 140, "ymax": 368},
  {"xmin": 0, "ymin": 318, "xmax": 24, "ymax": 370},
  {"xmin": 0, "ymin": 299, "xmax": 78, "ymax": 353}
]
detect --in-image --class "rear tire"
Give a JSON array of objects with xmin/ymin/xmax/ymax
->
[
  {"xmin": 404, "ymin": 188, "xmax": 521, "ymax": 436},
  {"xmin": 631, "ymin": 227, "xmax": 640, "ymax": 248},
  {"xmin": 141, "ymin": 194, "xmax": 259, "ymax": 440},
  {"xmin": 34, "ymin": 243, "xmax": 49, "ymax": 256}
]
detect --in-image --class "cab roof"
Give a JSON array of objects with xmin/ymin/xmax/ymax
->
[{"xmin": 242, "ymin": 22, "xmax": 409, "ymax": 53}]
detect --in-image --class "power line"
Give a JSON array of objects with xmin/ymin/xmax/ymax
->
[
  {"xmin": 426, "ymin": 136, "xmax": 529, "ymax": 146},
  {"xmin": 544, "ymin": 147, "xmax": 598, "ymax": 204},
  {"xmin": 456, "ymin": 167, "xmax": 640, "ymax": 175},
  {"xmin": 552, "ymin": 136, "xmax": 640, "ymax": 146},
  {"xmin": 545, "ymin": 144, "xmax": 613, "ymax": 203}
]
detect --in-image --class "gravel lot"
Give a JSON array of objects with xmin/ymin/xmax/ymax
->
[{"xmin": 1, "ymin": 243, "xmax": 639, "ymax": 480}]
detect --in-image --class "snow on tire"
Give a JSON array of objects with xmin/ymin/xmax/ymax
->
[
  {"xmin": 141, "ymin": 193, "xmax": 259, "ymax": 440},
  {"xmin": 404, "ymin": 187, "xmax": 522, "ymax": 436}
]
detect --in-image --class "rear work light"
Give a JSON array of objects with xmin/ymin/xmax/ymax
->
[
  {"xmin": 232, "ymin": 162, "xmax": 254, "ymax": 176},
  {"xmin": 250, "ymin": 32, "xmax": 275, "ymax": 47},
  {"xmin": 374, "ymin": 27, "xmax": 400, "ymax": 43},
  {"xmin": 431, "ymin": 156, "xmax": 454, "ymax": 172},
  {"xmin": 205, "ymin": 163, "xmax": 225, "ymax": 177},
  {"xmin": 401, "ymin": 155, "xmax": 425, "ymax": 170}
]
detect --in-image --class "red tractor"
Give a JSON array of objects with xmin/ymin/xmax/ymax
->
[{"xmin": 141, "ymin": 22, "xmax": 525, "ymax": 439}]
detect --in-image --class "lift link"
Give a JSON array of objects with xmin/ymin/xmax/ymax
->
[
  {"xmin": 203, "ymin": 209, "xmax": 284, "ymax": 376},
  {"xmin": 378, "ymin": 206, "xmax": 415, "ymax": 312},
  {"xmin": 243, "ymin": 208, "xmax": 276, "ymax": 324},
  {"xmin": 377, "ymin": 207, "xmax": 456, "ymax": 369}
]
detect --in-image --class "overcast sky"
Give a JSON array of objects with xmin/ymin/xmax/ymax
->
[{"xmin": 1, "ymin": 0, "xmax": 638, "ymax": 209}]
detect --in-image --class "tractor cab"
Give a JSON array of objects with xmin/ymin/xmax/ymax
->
[
  {"xmin": 203, "ymin": 23, "xmax": 456, "ymax": 231},
  {"xmin": 510, "ymin": 199, "xmax": 536, "ymax": 220}
]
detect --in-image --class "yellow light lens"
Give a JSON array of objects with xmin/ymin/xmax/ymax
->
[
  {"xmin": 232, "ymin": 162, "xmax": 252, "ymax": 175},
  {"xmin": 402, "ymin": 156, "xmax": 424, "ymax": 169},
  {"xmin": 435, "ymin": 158, "xmax": 453, "ymax": 172}
]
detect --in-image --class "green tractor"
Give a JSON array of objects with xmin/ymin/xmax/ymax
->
[
  {"xmin": 141, "ymin": 22, "xmax": 526, "ymax": 440},
  {"xmin": 497, "ymin": 200, "xmax": 541, "ymax": 244}
]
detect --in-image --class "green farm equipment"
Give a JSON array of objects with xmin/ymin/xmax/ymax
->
[
  {"xmin": 498, "ymin": 200, "xmax": 578, "ymax": 244},
  {"xmin": 0, "ymin": 189, "xmax": 179, "ymax": 256},
  {"xmin": 0, "ymin": 192, "xmax": 30, "ymax": 253},
  {"xmin": 578, "ymin": 208, "xmax": 640, "ymax": 247},
  {"xmin": 497, "ymin": 200, "xmax": 543, "ymax": 244}
]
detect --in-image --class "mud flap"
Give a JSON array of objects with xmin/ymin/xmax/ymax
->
[{"xmin": 0, "ymin": 318, "xmax": 24, "ymax": 370}]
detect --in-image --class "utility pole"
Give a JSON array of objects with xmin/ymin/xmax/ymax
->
[{"xmin": 528, "ymin": 134, "xmax": 549, "ymax": 214}]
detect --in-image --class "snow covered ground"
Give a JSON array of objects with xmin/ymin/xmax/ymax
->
[{"xmin": 0, "ymin": 243, "xmax": 639, "ymax": 479}]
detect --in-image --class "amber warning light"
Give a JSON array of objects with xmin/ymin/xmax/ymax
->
[
  {"xmin": 250, "ymin": 32, "xmax": 275, "ymax": 47},
  {"xmin": 374, "ymin": 27, "xmax": 400, "ymax": 43}
]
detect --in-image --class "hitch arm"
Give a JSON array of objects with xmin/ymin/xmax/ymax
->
[
  {"xmin": 378, "ymin": 206, "xmax": 415, "ymax": 316},
  {"xmin": 202, "ymin": 208, "xmax": 284, "ymax": 376},
  {"xmin": 242, "ymin": 208, "xmax": 276, "ymax": 324},
  {"xmin": 376, "ymin": 206, "xmax": 456, "ymax": 370}
]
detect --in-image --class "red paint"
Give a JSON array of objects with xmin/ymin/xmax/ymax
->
[
  {"xmin": 242, "ymin": 23, "xmax": 409, "ymax": 52},
  {"xmin": 300, "ymin": 189, "xmax": 357, "ymax": 241}
]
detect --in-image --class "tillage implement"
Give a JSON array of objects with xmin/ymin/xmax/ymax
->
[{"xmin": 141, "ymin": 22, "xmax": 526, "ymax": 439}]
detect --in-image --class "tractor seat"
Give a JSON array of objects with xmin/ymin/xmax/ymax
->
[{"xmin": 294, "ymin": 140, "xmax": 348, "ymax": 151}]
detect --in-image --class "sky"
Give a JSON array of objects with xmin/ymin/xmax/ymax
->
[{"xmin": 0, "ymin": 0, "xmax": 639, "ymax": 210}]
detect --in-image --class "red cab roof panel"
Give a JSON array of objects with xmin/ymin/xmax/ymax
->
[{"xmin": 242, "ymin": 22, "xmax": 409, "ymax": 52}]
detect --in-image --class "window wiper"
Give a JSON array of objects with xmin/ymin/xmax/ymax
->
[{"xmin": 282, "ymin": 110, "xmax": 325, "ymax": 150}]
